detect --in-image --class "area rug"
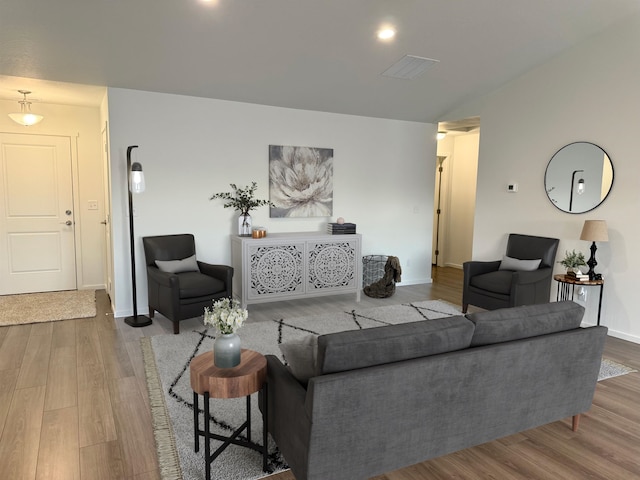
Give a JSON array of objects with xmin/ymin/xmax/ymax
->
[
  {"xmin": 141, "ymin": 300, "xmax": 637, "ymax": 480},
  {"xmin": 599, "ymin": 358, "xmax": 638, "ymax": 380},
  {"xmin": 0, "ymin": 289, "xmax": 96, "ymax": 326},
  {"xmin": 141, "ymin": 299, "xmax": 462, "ymax": 480}
]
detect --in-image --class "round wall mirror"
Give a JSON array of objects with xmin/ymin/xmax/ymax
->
[{"xmin": 544, "ymin": 142, "xmax": 614, "ymax": 214}]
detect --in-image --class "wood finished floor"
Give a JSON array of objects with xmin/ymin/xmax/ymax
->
[{"xmin": 0, "ymin": 267, "xmax": 638, "ymax": 479}]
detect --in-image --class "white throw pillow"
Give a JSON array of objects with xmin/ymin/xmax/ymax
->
[
  {"xmin": 155, "ymin": 254, "xmax": 199, "ymax": 274},
  {"xmin": 498, "ymin": 255, "xmax": 541, "ymax": 272}
]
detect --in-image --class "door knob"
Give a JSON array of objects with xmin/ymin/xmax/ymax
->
[
  {"xmin": 100, "ymin": 220, "xmax": 107, "ymax": 225},
  {"xmin": 60, "ymin": 220, "xmax": 73, "ymax": 226}
]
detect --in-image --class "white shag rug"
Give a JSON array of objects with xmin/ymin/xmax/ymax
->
[{"xmin": 0, "ymin": 289, "xmax": 96, "ymax": 326}]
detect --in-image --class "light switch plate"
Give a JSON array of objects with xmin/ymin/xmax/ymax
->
[{"xmin": 88, "ymin": 200, "xmax": 98, "ymax": 210}]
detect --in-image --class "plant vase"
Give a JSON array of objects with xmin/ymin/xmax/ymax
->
[
  {"xmin": 238, "ymin": 213, "xmax": 252, "ymax": 237},
  {"xmin": 214, "ymin": 333, "xmax": 241, "ymax": 368}
]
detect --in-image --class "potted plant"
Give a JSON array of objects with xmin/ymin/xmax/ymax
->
[
  {"xmin": 210, "ymin": 182, "xmax": 274, "ymax": 236},
  {"xmin": 558, "ymin": 250, "xmax": 586, "ymax": 274}
]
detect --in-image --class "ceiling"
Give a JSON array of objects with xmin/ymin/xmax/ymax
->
[{"xmin": 1, "ymin": 0, "xmax": 639, "ymax": 123}]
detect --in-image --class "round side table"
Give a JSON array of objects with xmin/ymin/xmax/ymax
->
[
  {"xmin": 554, "ymin": 274, "xmax": 604, "ymax": 325},
  {"xmin": 190, "ymin": 349, "xmax": 268, "ymax": 480}
]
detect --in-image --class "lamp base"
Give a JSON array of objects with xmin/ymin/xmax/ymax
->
[
  {"xmin": 586, "ymin": 241, "xmax": 598, "ymax": 281},
  {"xmin": 125, "ymin": 315, "xmax": 152, "ymax": 327}
]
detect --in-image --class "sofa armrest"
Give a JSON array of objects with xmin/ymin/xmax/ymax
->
[{"xmin": 264, "ymin": 355, "xmax": 311, "ymax": 477}]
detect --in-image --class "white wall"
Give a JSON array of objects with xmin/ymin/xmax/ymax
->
[
  {"xmin": 107, "ymin": 89, "xmax": 436, "ymax": 317},
  {"xmin": 442, "ymin": 13, "xmax": 640, "ymax": 342},
  {"xmin": 0, "ymin": 99, "xmax": 106, "ymax": 290}
]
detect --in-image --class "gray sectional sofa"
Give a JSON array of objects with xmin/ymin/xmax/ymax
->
[{"xmin": 264, "ymin": 301, "xmax": 607, "ymax": 480}]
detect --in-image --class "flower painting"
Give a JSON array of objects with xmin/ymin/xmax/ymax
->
[{"xmin": 269, "ymin": 145, "xmax": 334, "ymax": 218}]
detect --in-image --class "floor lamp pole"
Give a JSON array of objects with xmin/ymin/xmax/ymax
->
[
  {"xmin": 125, "ymin": 145, "xmax": 152, "ymax": 327},
  {"xmin": 433, "ymin": 156, "xmax": 447, "ymax": 266}
]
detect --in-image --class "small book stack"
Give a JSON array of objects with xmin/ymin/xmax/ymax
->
[
  {"xmin": 566, "ymin": 270, "xmax": 589, "ymax": 281},
  {"xmin": 327, "ymin": 222, "xmax": 356, "ymax": 234}
]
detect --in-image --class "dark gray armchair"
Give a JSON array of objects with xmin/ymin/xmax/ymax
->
[
  {"xmin": 462, "ymin": 233, "xmax": 559, "ymax": 313},
  {"xmin": 142, "ymin": 234, "xmax": 233, "ymax": 334}
]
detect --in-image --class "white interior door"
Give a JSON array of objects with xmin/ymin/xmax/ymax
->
[
  {"xmin": 101, "ymin": 124, "xmax": 114, "ymax": 299},
  {"xmin": 0, "ymin": 133, "xmax": 77, "ymax": 294}
]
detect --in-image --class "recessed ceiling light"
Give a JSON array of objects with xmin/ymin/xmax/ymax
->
[{"xmin": 377, "ymin": 28, "xmax": 396, "ymax": 41}]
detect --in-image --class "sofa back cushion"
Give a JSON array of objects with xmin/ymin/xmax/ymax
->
[
  {"xmin": 466, "ymin": 301, "xmax": 584, "ymax": 347},
  {"xmin": 316, "ymin": 316, "xmax": 474, "ymax": 376}
]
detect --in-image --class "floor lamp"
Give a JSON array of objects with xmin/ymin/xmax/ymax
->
[
  {"xmin": 433, "ymin": 155, "xmax": 447, "ymax": 266},
  {"xmin": 125, "ymin": 145, "xmax": 152, "ymax": 327}
]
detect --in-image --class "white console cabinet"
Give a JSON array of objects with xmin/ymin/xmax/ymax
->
[{"xmin": 231, "ymin": 232, "xmax": 362, "ymax": 308}]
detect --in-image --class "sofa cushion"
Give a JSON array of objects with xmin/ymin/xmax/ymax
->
[
  {"xmin": 155, "ymin": 254, "xmax": 199, "ymax": 274},
  {"xmin": 466, "ymin": 301, "xmax": 585, "ymax": 347},
  {"xmin": 278, "ymin": 335, "xmax": 318, "ymax": 385},
  {"xmin": 498, "ymin": 255, "xmax": 541, "ymax": 271},
  {"xmin": 316, "ymin": 316, "xmax": 474, "ymax": 376}
]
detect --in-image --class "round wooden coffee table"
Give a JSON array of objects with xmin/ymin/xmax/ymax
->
[{"xmin": 190, "ymin": 349, "xmax": 268, "ymax": 480}]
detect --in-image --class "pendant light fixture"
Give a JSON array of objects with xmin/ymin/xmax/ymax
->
[{"xmin": 8, "ymin": 90, "xmax": 44, "ymax": 126}]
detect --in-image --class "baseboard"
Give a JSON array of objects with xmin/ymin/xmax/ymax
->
[
  {"xmin": 399, "ymin": 277, "xmax": 432, "ymax": 286},
  {"xmin": 606, "ymin": 329, "xmax": 640, "ymax": 345},
  {"xmin": 80, "ymin": 284, "xmax": 105, "ymax": 290}
]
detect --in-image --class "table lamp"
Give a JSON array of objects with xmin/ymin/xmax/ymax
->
[{"xmin": 580, "ymin": 220, "xmax": 608, "ymax": 280}]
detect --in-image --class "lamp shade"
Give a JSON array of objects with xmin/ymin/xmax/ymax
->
[
  {"xmin": 129, "ymin": 162, "xmax": 145, "ymax": 193},
  {"xmin": 8, "ymin": 112, "xmax": 44, "ymax": 126},
  {"xmin": 8, "ymin": 90, "xmax": 44, "ymax": 126},
  {"xmin": 580, "ymin": 220, "xmax": 608, "ymax": 242}
]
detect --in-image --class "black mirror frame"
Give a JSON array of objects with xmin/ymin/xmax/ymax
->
[{"xmin": 544, "ymin": 141, "xmax": 614, "ymax": 214}]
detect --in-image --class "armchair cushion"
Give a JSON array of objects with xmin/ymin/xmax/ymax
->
[
  {"xmin": 177, "ymin": 271, "xmax": 226, "ymax": 298},
  {"xmin": 499, "ymin": 255, "xmax": 541, "ymax": 272},
  {"xmin": 470, "ymin": 270, "xmax": 513, "ymax": 295},
  {"xmin": 155, "ymin": 254, "xmax": 200, "ymax": 274}
]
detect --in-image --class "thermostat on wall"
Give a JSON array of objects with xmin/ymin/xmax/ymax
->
[{"xmin": 507, "ymin": 183, "xmax": 518, "ymax": 192}]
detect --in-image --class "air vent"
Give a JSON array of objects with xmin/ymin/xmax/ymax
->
[{"xmin": 381, "ymin": 55, "xmax": 439, "ymax": 80}]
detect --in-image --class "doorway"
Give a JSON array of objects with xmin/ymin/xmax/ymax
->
[
  {"xmin": 432, "ymin": 117, "xmax": 480, "ymax": 273},
  {"xmin": 0, "ymin": 133, "xmax": 77, "ymax": 294}
]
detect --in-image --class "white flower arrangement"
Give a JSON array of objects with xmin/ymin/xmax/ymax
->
[{"xmin": 203, "ymin": 298, "xmax": 248, "ymax": 334}]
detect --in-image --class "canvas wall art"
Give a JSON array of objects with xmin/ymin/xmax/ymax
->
[{"xmin": 269, "ymin": 145, "xmax": 334, "ymax": 218}]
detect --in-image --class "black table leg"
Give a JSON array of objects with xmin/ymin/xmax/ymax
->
[
  {"xmin": 262, "ymin": 383, "xmax": 269, "ymax": 472},
  {"xmin": 597, "ymin": 284, "xmax": 604, "ymax": 326},
  {"xmin": 192, "ymin": 388, "xmax": 270, "ymax": 477},
  {"xmin": 204, "ymin": 391, "xmax": 211, "ymax": 480},
  {"xmin": 246, "ymin": 395, "xmax": 251, "ymax": 443},
  {"xmin": 194, "ymin": 391, "xmax": 199, "ymax": 453}
]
